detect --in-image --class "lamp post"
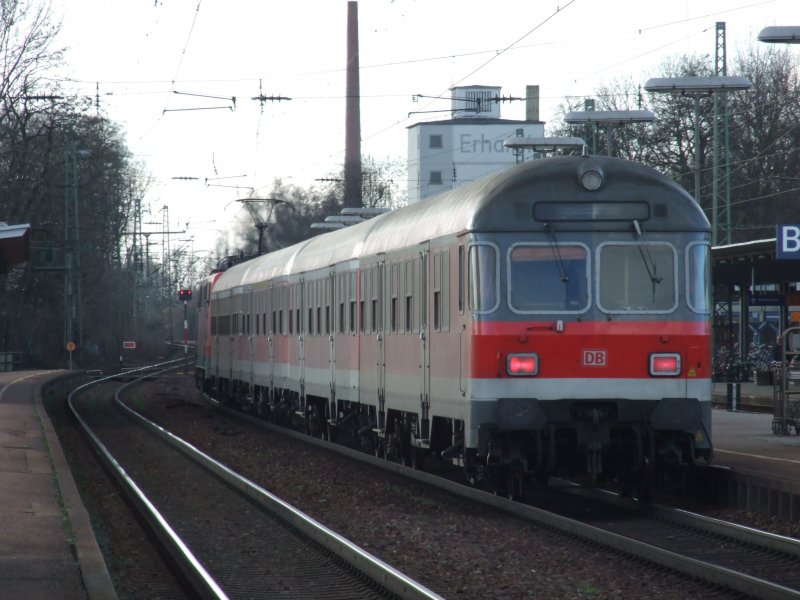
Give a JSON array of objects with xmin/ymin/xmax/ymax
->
[
  {"xmin": 503, "ymin": 136, "xmax": 586, "ymax": 159},
  {"xmin": 758, "ymin": 26, "xmax": 800, "ymax": 44},
  {"xmin": 644, "ymin": 76, "xmax": 751, "ymax": 245},
  {"xmin": 564, "ymin": 110, "xmax": 655, "ymax": 157},
  {"xmin": 235, "ymin": 197, "xmax": 294, "ymax": 255}
]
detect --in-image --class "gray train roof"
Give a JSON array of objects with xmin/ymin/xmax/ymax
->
[{"xmin": 213, "ymin": 155, "xmax": 708, "ymax": 293}]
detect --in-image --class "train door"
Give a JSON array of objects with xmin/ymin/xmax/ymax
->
[
  {"xmin": 419, "ymin": 244, "xmax": 431, "ymax": 442},
  {"xmin": 298, "ymin": 278, "xmax": 306, "ymax": 410},
  {"xmin": 267, "ymin": 283, "xmax": 275, "ymax": 402},
  {"xmin": 377, "ymin": 260, "xmax": 386, "ymax": 429},
  {"xmin": 328, "ymin": 271, "xmax": 336, "ymax": 421},
  {"xmin": 247, "ymin": 288, "xmax": 254, "ymax": 394}
]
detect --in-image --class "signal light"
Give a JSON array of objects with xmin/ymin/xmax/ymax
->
[
  {"xmin": 179, "ymin": 289, "xmax": 193, "ymax": 302},
  {"xmin": 649, "ymin": 353, "xmax": 681, "ymax": 376},
  {"xmin": 507, "ymin": 353, "xmax": 539, "ymax": 376}
]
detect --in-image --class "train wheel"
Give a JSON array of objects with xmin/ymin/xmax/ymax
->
[
  {"xmin": 373, "ymin": 438, "xmax": 385, "ymax": 459},
  {"xmin": 489, "ymin": 466, "xmax": 509, "ymax": 497},
  {"xmin": 411, "ymin": 447, "xmax": 425, "ymax": 470},
  {"xmin": 506, "ymin": 467, "xmax": 525, "ymax": 501},
  {"xmin": 401, "ymin": 447, "xmax": 424, "ymax": 470}
]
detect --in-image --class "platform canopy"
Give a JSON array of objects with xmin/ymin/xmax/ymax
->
[
  {"xmin": 0, "ymin": 222, "xmax": 31, "ymax": 271},
  {"xmin": 712, "ymin": 238, "xmax": 800, "ymax": 285}
]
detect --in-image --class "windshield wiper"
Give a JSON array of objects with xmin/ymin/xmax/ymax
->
[
  {"xmin": 545, "ymin": 223, "xmax": 569, "ymax": 283},
  {"xmin": 632, "ymin": 219, "xmax": 662, "ymax": 297}
]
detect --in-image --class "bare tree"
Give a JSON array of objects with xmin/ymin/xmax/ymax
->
[
  {"xmin": 0, "ymin": 0, "xmax": 63, "ymax": 125},
  {"xmin": 550, "ymin": 45, "xmax": 800, "ymax": 244}
]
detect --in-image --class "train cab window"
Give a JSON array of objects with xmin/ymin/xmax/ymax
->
[
  {"xmin": 686, "ymin": 242, "xmax": 711, "ymax": 314},
  {"xmin": 468, "ymin": 244, "xmax": 499, "ymax": 313},
  {"xmin": 597, "ymin": 242, "xmax": 677, "ymax": 313},
  {"xmin": 509, "ymin": 244, "xmax": 589, "ymax": 313}
]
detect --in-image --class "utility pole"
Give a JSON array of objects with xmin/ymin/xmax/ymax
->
[
  {"xmin": 64, "ymin": 132, "xmax": 84, "ymax": 367},
  {"xmin": 713, "ymin": 22, "xmax": 733, "ymax": 245}
]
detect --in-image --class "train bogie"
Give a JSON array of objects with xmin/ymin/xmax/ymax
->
[{"xmin": 195, "ymin": 155, "xmax": 712, "ymax": 496}]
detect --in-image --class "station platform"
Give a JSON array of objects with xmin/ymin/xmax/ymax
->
[
  {"xmin": 711, "ymin": 380, "xmax": 800, "ymax": 482},
  {"xmin": 0, "ymin": 370, "xmax": 114, "ymax": 600}
]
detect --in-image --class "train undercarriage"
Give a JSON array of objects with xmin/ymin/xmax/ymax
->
[{"xmin": 197, "ymin": 371, "xmax": 711, "ymax": 500}]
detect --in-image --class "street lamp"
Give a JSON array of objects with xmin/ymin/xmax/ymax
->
[
  {"xmin": 758, "ymin": 26, "xmax": 800, "ymax": 44},
  {"xmin": 503, "ymin": 136, "xmax": 586, "ymax": 158},
  {"xmin": 564, "ymin": 110, "xmax": 655, "ymax": 156},
  {"xmin": 235, "ymin": 197, "xmax": 294, "ymax": 256},
  {"xmin": 644, "ymin": 76, "xmax": 751, "ymax": 245}
]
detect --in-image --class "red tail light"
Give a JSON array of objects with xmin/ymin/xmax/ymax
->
[
  {"xmin": 507, "ymin": 353, "xmax": 539, "ymax": 376},
  {"xmin": 650, "ymin": 353, "xmax": 681, "ymax": 376}
]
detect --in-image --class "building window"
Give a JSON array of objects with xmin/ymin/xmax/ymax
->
[
  {"xmin": 429, "ymin": 171, "xmax": 443, "ymax": 185},
  {"xmin": 429, "ymin": 134, "xmax": 443, "ymax": 149}
]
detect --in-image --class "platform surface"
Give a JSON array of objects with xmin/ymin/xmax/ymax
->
[{"xmin": 0, "ymin": 370, "xmax": 115, "ymax": 600}]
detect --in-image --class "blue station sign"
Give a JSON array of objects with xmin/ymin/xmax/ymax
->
[{"xmin": 777, "ymin": 225, "xmax": 800, "ymax": 259}]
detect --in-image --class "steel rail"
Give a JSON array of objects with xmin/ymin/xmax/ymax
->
[
  {"xmin": 116, "ymin": 378, "xmax": 444, "ymax": 600},
  {"xmin": 67, "ymin": 359, "xmax": 228, "ymax": 600},
  {"xmin": 216, "ymin": 402, "xmax": 800, "ymax": 600}
]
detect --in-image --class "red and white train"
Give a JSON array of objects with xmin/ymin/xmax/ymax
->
[{"xmin": 194, "ymin": 154, "xmax": 713, "ymax": 496}]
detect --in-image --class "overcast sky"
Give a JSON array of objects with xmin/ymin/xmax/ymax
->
[{"xmin": 50, "ymin": 0, "xmax": 798, "ymax": 254}]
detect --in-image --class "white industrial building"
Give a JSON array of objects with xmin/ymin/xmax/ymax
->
[{"xmin": 407, "ymin": 85, "xmax": 545, "ymax": 204}]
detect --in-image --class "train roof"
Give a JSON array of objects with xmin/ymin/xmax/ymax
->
[{"xmin": 212, "ymin": 155, "xmax": 709, "ymax": 293}]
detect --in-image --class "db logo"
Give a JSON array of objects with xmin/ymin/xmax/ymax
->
[{"xmin": 583, "ymin": 349, "xmax": 607, "ymax": 367}]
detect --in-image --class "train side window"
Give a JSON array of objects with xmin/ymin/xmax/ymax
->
[
  {"xmin": 405, "ymin": 260, "xmax": 414, "ymax": 333},
  {"xmin": 442, "ymin": 248, "xmax": 450, "ymax": 331},
  {"xmin": 390, "ymin": 263, "xmax": 399, "ymax": 333},
  {"xmin": 468, "ymin": 244, "xmax": 499, "ymax": 313},
  {"xmin": 458, "ymin": 245, "xmax": 465, "ymax": 314},
  {"xmin": 433, "ymin": 252, "xmax": 442, "ymax": 331},
  {"xmin": 686, "ymin": 242, "xmax": 711, "ymax": 314}
]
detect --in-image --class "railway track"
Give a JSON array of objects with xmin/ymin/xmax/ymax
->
[
  {"xmin": 67, "ymin": 362, "xmax": 441, "ymax": 600},
  {"xmin": 201, "ymin": 395, "xmax": 800, "ymax": 599}
]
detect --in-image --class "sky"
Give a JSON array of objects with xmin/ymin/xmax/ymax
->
[{"xmin": 49, "ymin": 0, "xmax": 799, "ymax": 258}]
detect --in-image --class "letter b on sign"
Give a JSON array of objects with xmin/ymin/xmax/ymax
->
[{"xmin": 777, "ymin": 225, "xmax": 800, "ymax": 259}]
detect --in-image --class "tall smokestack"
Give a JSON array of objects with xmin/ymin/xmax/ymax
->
[{"xmin": 344, "ymin": 1, "xmax": 362, "ymax": 208}]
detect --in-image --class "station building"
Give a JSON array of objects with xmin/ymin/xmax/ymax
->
[
  {"xmin": 713, "ymin": 234, "xmax": 800, "ymax": 383},
  {"xmin": 406, "ymin": 84, "xmax": 545, "ymax": 204}
]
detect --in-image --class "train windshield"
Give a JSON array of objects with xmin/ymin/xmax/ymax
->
[
  {"xmin": 597, "ymin": 242, "xmax": 677, "ymax": 313},
  {"xmin": 508, "ymin": 244, "xmax": 589, "ymax": 313}
]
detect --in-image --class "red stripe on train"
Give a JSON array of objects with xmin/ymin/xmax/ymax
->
[{"xmin": 468, "ymin": 320, "xmax": 711, "ymax": 379}]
